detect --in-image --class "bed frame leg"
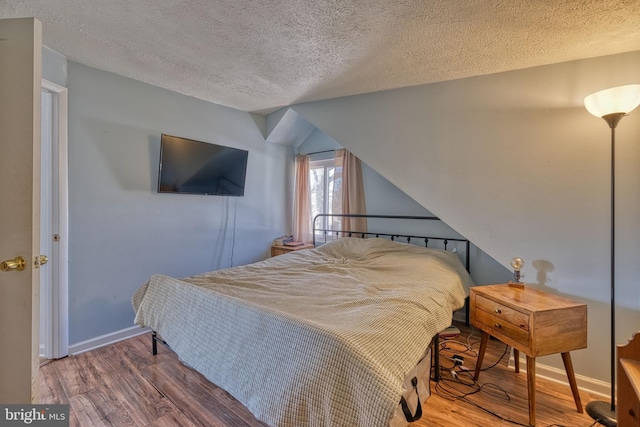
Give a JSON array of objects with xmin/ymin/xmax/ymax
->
[
  {"xmin": 465, "ymin": 296, "xmax": 470, "ymax": 326},
  {"xmin": 152, "ymin": 331, "xmax": 158, "ymax": 355}
]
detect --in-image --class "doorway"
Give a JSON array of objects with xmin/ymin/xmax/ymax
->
[{"xmin": 39, "ymin": 79, "xmax": 69, "ymax": 360}]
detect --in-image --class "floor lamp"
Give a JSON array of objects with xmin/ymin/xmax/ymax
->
[{"xmin": 583, "ymin": 84, "xmax": 640, "ymax": 427}]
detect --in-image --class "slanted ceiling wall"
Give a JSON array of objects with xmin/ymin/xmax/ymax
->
[{"xmin": 289, "ymin": 50, "xmax": 640, "ymax": 384}]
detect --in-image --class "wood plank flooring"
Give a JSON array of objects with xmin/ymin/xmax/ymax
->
[{"xmin": 39, "ymin": 322, "xmax": 603, "ymax": 426}]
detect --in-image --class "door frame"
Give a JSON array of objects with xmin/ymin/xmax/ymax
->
[{"xmin": 40, "ymin": 78, "xmax": 69, "ymax": 359}]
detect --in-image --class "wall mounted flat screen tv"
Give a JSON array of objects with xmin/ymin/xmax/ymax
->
[{"xmin": 158, "ymin": 134, "xmax": 249, "ymax": 196}]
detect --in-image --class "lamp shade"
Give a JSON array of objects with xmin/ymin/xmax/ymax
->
[{"xmin": 584, "ymin": 84, "xmax": 640, "ymax": 118}]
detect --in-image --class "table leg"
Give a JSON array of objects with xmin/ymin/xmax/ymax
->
[
  {"xmin": 527, "ymin": 356, "xmax": 536, "ymax": 426},
  {"xmin": 561, "ymin": 352, "xmax": 583, "ymax": 413},
  {"xmin": 514, "ymin": 348, "xmax": 520, "ymax": 373},
  {"xmin": 473, "ymin": 331, "xmax": 490, "ymax": 381}
]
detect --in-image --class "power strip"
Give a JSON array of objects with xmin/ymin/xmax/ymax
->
[{"xmin": 452, "ymin": 354, "xmax": 464, "ymax": 366}]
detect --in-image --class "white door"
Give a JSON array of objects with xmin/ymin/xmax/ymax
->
[{"xmin": 0, "ymin": 18, "xmax": 43, "ymax": 403}]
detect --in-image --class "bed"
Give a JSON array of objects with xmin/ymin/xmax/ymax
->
[{"xmin": 132, "ymin": 215, "xmax": 474, "ymax": 427}]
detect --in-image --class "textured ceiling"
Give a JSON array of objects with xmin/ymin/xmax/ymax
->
[{"xmin": 2, "ymin": 0, "xmax": 640, "ymax": 114}]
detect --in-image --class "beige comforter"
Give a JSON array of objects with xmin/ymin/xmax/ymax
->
[{"xmin": 132, "ymin": 237, "xmax": 473, "ymax": 427}]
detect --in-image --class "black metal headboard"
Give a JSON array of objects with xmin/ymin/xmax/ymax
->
[{"xmin": 312, "ymin": 213, "xmax": 471, "ymax": 273}]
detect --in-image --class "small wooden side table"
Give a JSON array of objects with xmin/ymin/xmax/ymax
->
[
  {"xmin": 270, "ymin": 243, "xmax": 314, "ymax": 257},
  {"xmin": 470, "ymin": 284, "xmax": 587, "ymax": 426}
]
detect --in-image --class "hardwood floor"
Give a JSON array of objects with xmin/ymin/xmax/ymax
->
[{"xmin": 40, "ymin": 322, "xmax": 603, "ymax": 426}]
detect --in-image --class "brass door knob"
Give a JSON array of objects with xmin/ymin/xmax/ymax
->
[
  {"xmin": 1, "ymin": 256, "xmax": 27, "ymax": 272},
  {"xmin": 38, "ymin": 255, "xmax": 48, "ymax": 266}
]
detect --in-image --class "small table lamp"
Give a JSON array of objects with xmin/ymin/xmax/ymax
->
[{"xmin": 509, "ymin": 257, "xmax": 525, "ymax": 288}]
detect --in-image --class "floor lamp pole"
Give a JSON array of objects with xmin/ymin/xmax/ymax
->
[
  {"xmin": 585, "ymin": 112, "xmax": 624, "ymax": 427},
  {"xmin": 609, "ymin": 122, "xmax": 616, "ymax": 414}
]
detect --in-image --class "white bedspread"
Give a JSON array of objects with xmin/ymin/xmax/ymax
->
[{"xmin": 132, "ymin": 237, "xmax": 473, "ymax": 427}]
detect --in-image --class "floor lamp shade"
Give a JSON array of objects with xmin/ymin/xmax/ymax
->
[
  {"xmin": 583, "ymin": 83, "xmax": 640, "ymax": 427},
  {"xmin": 584, "ymin": 84, "xmax": 640, "ymax": 118}
]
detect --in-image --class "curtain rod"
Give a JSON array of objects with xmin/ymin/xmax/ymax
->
[{"xmin": 302, "ymin": 149, "xmax": 337, "ymax": 156}]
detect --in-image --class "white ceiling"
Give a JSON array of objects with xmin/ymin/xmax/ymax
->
[{"xmin": 3, "ymin": 0, "xmax": 640, "ymax": 114}]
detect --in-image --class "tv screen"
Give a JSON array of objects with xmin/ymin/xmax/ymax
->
[{"xmin": 158, "ymin": 134, "xmax": 249, "ymax": 196}]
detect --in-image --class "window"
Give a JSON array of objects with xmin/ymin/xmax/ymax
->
[
  {"xmin": 293, "ymin": 149, "xmax": 366, "ymax": 243},
  {"xmin": 309, "ymin": 158, "xmax": 342, "ymax": 236}
]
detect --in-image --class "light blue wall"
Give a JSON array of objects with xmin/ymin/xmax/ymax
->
[{"xmin": 66, "ymin": 62, "xmax": 289, "ymax": 344}]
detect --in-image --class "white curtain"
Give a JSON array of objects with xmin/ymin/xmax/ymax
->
[
  {"xmin": 336, "ymin": 149, "xmax": 367, "ymax": 234},
  {"xmin": 292, "ymin": 154, "xmax": 312, "ymax": 243}
]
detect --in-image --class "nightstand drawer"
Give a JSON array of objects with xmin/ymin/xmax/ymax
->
[
  {"xmin": 473, "ymin": 308, "xmax": 530, "ymax": 345},
  {"xmin": 474, "ymin": 294, "xmax": 530, "ymax": 331}
]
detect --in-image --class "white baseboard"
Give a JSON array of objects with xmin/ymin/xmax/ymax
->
[
  {"xmin": 508, "ymin": 353, "xmax": 611, "ymax": 398},
  {"xmin": 68, "ymin": 325, "xmax": 150, "ymax": 356}
]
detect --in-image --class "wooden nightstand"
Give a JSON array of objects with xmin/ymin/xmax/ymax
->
[
  {"xmin": 270, "ymin": 243, "xmax": 314, "ymax": 257},
  {"xmin": 470, "ymin": 284, "xmax": 587, "ymax": 426}
]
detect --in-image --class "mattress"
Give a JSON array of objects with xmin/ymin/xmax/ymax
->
[{"xmin": 132, "ymin": 237, "xmax": 473, "ymax": 426}]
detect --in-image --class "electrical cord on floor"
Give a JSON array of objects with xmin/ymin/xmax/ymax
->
[
  {"xmin": 480, "ymin": 342, "xmax": 510, "ymax": 372},
  {"xmin": 439, "ymin": 338, "xmax": 478, "ymax": 359},
  {"xmin": 440, "ymin": 335, "xmax": 508, "ymax": 373},
  {"xmin": 434, "ymin": 360, "xmax": 535, "ymax": 427},
  {"xmin": 435, "ymin": 329, "xmax": 597, "ymax": 427},
  {"xmin": 460, "ymin": 395, "xmax": 531, "ymax": 427},
  {"xmin": 435, "ymin": 364, "xmax": 510, "ymax": 401}
]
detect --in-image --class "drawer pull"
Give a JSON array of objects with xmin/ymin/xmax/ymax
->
[
  {"xmin": 494, "ymin": 323, "xmax": 502, "ymax": 329},
  {"xmin": 494, "ymin": 308, "xmax": 502, "ymax": 314}
]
